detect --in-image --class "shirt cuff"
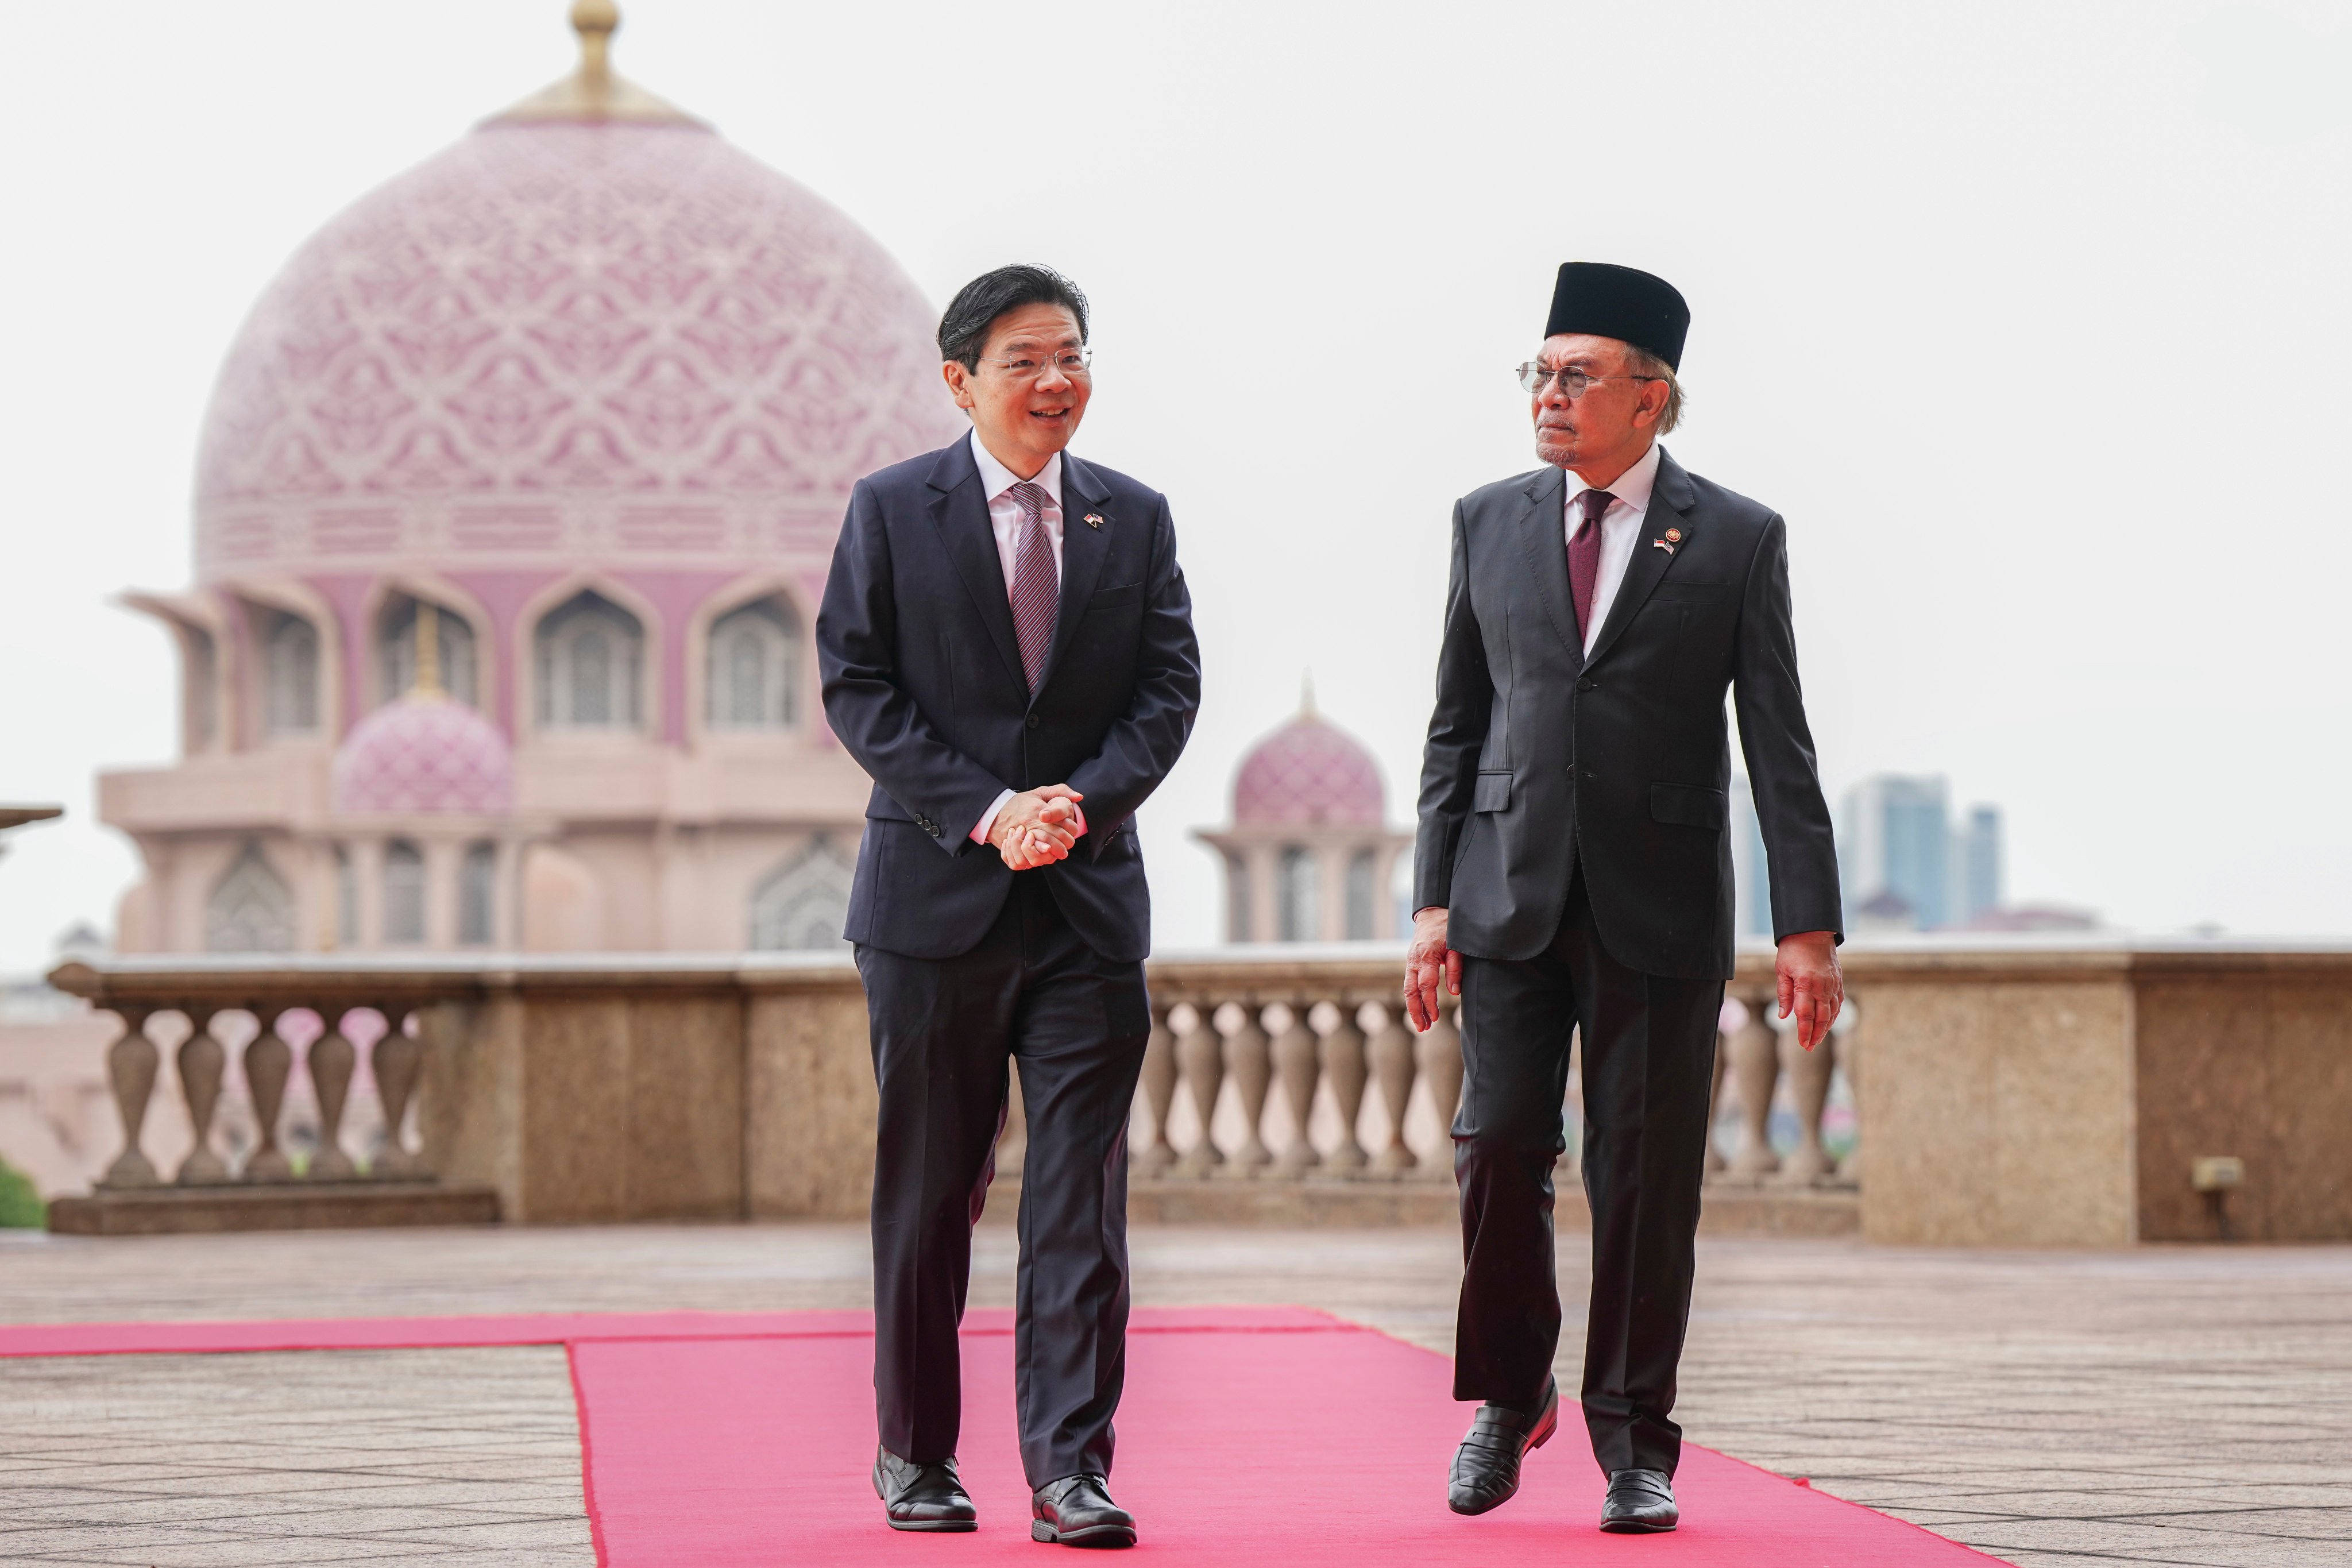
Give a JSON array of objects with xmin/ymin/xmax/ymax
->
[{"xmin": 970, "ymin": 789, "xmax": 1017, "ymax": 845}]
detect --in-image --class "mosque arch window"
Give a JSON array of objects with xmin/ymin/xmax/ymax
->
[
  {"xmin": 1345, "ymin": 850, "xmax": 1378, "ymax": 941},
  {"xmin": 459, "ymin": 842, "xmax": 498, "ymax": 947},
  {"xmin": 258, "ymin": 611, "xmax": 322, "ymax": 737},
  {"xmin": 748, "ymin": 836, "xmax": 855, "ymax": 950},
  {"xmin": 334, "ymin": 845, "xmax": 358, "ymax": 947},
  {"xmin": 206, "ymin": 843, "xmax": 296, "ymax": 952},
  {"xmin": 706, "ymin": 598, "xmax": 802, "ymax": 731},
  {"xmin": 535, "ymin": 591, "xmax": 644, "ymax": 731},
  {"xmin": 1277, "ymin": 846, "xmax": 1320, "ymax": 943},
  {"xmin": 382, "ymin": 840, "xmax": 427, "ymax": 945},
  {"xmin": 379, "ymin": 594, "xmax": 479, "ymax": 708},
  {"xmin": 185, "ymin": 629, "xmax": 218, "ymax": 752}
]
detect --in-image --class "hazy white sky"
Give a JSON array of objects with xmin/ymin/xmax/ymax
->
[{"xmin": 2, "ymin": 0, "xmax": 2349, "ymax": 971}]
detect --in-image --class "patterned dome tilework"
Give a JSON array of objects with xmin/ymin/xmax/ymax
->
[
  {"xmin": 333, "ymin": 696, "xmax": 515, "ymax": 815},
  {"xmin": 195, "ymin": 120, "xmax": 963, "ymax": 576},
  {"xmin": 1232, "ymin": 715, "xmax": 1385, "ymax": 827}
]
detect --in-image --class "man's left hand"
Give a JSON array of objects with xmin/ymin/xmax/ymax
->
[{"xmin": 1776, "ymin": 930, "xmax": 1843, "ymax": 1052}]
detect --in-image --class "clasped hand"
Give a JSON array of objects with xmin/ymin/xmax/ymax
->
[{"xmin": 990, "ymin": 784, "xmax": 1086, "ymax": 870}]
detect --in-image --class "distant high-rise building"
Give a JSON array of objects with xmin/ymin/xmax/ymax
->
[
  {"xmin": 1956, "ymin": 805, "xmax": 2002, "ymax": 924},
  {"xmin": 1838, "ymin": 775, "xmax": 2011, "ymax": 932},
  {"xmin": 1732, "ymin": 777, "xmax": 1772, "ymax": 938},
  {"xmin": 1840, "ymin": 775, "xmax": 1953, "ymax": 930}
]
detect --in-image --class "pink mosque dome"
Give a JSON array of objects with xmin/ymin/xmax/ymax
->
[
  {"xmin": 190, "ymin": 21, "xmax": 963, "ymax": 585},
  {"xmin": 1232, "ymin": 700, "xmax": 1387, "ymax": 828},
  {"xmin": 332, "ymin": 695, "xmax": 515, "ymax": 815}
]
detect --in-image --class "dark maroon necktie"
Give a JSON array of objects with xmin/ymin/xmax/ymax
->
[{"xmin": 1569, "ymin": 488, "xmax": 1614, "ymax": 644}]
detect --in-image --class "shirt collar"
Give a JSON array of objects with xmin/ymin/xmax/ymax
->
[
  {"xmin": 1563, "ymin": 440, "xmax": 1662, "ymax": 514},
  {"xmin": 970, "ymin": 429, "xmax": 1061, "ymax": 504}
]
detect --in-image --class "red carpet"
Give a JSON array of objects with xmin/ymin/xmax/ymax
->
[{"xmin": 2, "ymin": 1307, "xmax": 2005, "ymax": 1564}]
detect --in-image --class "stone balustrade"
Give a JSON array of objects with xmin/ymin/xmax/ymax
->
[{"xmin": 48, "ymin": 937, "xmax": 2352, "ymax": 1243}]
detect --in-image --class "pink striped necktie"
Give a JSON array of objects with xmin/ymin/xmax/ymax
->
[
  {"xmin": 1007, "ymin": 480, "xmax": 1059, "ymax": 693},
  {"xmin": 1569, "ymin": 488, "xmax": 1613, "ymax": 644}
]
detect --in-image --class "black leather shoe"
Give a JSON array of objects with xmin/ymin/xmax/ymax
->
[
  {"xmin": 1031, "ymin": 1473, "xmax": 1137, "ymax": 1548},
  {"xmin": 1600, "ymin": 1467, "xmax": 1678, "ymax": 1532},
  {"xmin": 1447, "ymin": 1377, "xmax": 1559, "ymax": 1515},
  {"xmin": 872, "ymin": 1446, "xmax": 977, "ymax": 1532}
]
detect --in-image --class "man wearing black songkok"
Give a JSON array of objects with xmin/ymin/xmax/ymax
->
[{"xmin": 1405, "ymin": 262, "xmax": 1844, "ymax": 1534}]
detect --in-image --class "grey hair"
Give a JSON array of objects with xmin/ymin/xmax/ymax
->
[{"xmin": 1625, "ymin": 345, "xmax": 1686, "ymax": 435}]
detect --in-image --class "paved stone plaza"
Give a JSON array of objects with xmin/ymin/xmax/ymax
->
[{"xmin": 2, "ymin": 1223, "xmax": 2347, "ymax": 1566}]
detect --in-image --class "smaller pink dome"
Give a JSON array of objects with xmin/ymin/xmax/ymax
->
[
  {"xmin": 1233, "ymin": 712, "xmax": 1385, "ymax": 827},
  {"xmin": 333, "ymin": 697, "xmax": 513, "ymax": 815}
]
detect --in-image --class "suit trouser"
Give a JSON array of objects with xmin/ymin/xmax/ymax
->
[
  {"xmin": 855, "ymin": 871, "xmax": 1150, "ymax": 1488},
  {"xmin": 1451, "ymin": 874, "xmax": 1724, "ymax": 1477}
]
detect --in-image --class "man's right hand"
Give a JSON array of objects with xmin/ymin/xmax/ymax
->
[
  {"xmin": 1404, "ymin": 906, "xmax": 1460, "ymax": 1032},
  {"xmin": 990, "ymin": 785, "xmax": 1085, "ymax": 870}
]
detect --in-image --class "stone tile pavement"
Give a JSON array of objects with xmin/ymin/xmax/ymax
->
[{"xmin": 3, "ymin": 1224, "xmax": 2350, "ymax": 1566}]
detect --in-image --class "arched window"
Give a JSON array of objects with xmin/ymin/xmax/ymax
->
[
  {"xmin": 334, "ymin": 845, "xmax": 358, "ymax": 947},
  {"xmin": 383, "ymin": 840, "xmax": 426, "ymax": 945},
  {"xmin": 206, "ymin": 843, "xmax": 296, "ymax": 952},
  {"xmin": 706, "ymin": 598, "xmax": 801, "ymax": 731},
  {"xmin": 260, "ymin": 612, "xmax": 320, "ymax": 737},
  {"xmin": 1277, "ymin": 845, "xmax": 1319, "ymax": 943},
  {"xmin": 379, "ymin": 595, "xmax": 479, "ymax": 707},
  {"xmin": 535, "ymin": 590, "xmax": 643, "ymax": 731},
  {"xmin": 459, "ymin": 841, "xmax": 497, "ymax": 946},
  {"xmin": 1345, "ymin": 849, "xmax": 1378, "ymax": 940},
  {"xmin": 186, "ymin": 629, "xmax": 217, "ymax": 751},
  {"xmin": 748, "ymin": 837, "xmax": 855, "ymax": 950}
]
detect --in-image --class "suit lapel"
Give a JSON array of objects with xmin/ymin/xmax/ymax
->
[
  {"xmin": 1036, "ymin": 453, "xmax": 1113, "ymax": 698},
  {"xmin": 923, "ymin": 440, "xmax": 1026, "ymax": 689},
  {"xmin": 1510, "ymin": 466, "xmax": 1580, "ymax": 664},
  {"xmin": 1583, "ymin": 445, "xmax": 1693, "ymax": 669}
]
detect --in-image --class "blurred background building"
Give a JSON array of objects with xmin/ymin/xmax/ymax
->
[{"xmin": 97, "ymin": 5, "xmax": 961, "ymax": 957}]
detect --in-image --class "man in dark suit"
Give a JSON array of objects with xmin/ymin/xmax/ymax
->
[
  {"xmin": 1405, "ymin": 263, "xmax": 1844, "ymax": 1535},
  {"xmin": 818, "ymin": 264, "xmax": 1200, "ymax": 1548}
]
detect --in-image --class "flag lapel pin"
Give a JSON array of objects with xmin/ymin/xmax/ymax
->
[
  {"xmin": 1083, "ymin": 513, "xmax": 1104, "ymax": 529},
  {"xmin": 1652, "ymin": 536, "xmax": 1675, "ymax": 556}
]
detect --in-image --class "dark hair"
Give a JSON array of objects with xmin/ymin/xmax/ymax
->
[{"xmin": 937, "ymin": 264, "xmax": 1090, "ymax": 370}]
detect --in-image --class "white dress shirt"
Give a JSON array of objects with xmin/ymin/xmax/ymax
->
[
  {"xmin": 1565, "ymin": 440, "xmax": 1663, "ymax": 655},
  {"xmin": 966, "ymin": 431, "xmax": 1082, "ymax": 845}
]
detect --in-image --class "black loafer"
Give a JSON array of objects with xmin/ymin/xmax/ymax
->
[
  {"xmin": 1600, "ymin": 1467, "xmax": 1678, "ymax": 1532},
  {"xmin": 1447, "ymin": 1377, "xmax": 1559, "ymax": 1515},
  {"xmin": 1031, "ymin": 1473, "xmax": 1137, "ymax": 1548},
  {"xmin": 873, "ymin": 1445, "xmax": 977, "ymax": 1532}
]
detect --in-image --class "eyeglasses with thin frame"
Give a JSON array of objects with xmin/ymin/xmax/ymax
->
[
  {"xmin": 987, "ymin": 346, "xmax": 1094, "ymax": 381},
  {"xmin": 1515, "ymin": 363, "xmax": 1663, "ymax": 397}
]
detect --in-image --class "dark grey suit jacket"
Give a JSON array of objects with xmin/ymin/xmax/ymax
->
[
  {"xmin": 817, "ymin": 439, "xmax": 1200, "ymax": 963},
  {"xmin": 1414, "ymin": 447, "xmax": 1841, "ymax": 979}
]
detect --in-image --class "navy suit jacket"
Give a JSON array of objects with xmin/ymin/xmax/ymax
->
[
  {"xmin": 817, "ymin": 439, "xmax": 1202, "ymax": 962},
  {"xmin": 1415, "ymin": 447, "xmax": 1842, "ymax": 979}
]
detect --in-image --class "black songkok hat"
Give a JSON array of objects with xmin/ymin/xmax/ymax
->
[{"xmin": 1544, "ymin": 262, "xmax": 1690, "ymax": 371}]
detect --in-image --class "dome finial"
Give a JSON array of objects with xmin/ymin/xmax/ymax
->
[{"xmin": 488, "ymin": 0, "xmax": 701, "ymax": 126}]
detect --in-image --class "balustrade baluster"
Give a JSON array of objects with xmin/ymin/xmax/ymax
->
[
  {"xmin": 995, "ymin": 1068, "xmax": 1028, "ymax": 1183},
  {"xmin": 1705, "ymin": 1010, "xmax": 1731, "ymax": 1175},
  {"xmin": 370, "ymin": 1003, "xmax": 425, "ymax": 1179},
  {"xmin": 1367, "ymin": 1005, "xmax": 1420, "ymax": 1172},
  {"xmin": 1225, "ymin": 1003, "xmax": 1275, "ymax": 1172},
  {"xmin": 1776, "ymin": 1006, "xmax": 1837, "ymax": 1184},
  {"xmin": 307, "ymin": 1009, "xmax": 360, "ymax": 1181},
  {"xmin": 175, "ymin": 1006, "xmax": 230, "ymax": 1184},
  {"xmin": 1833, "ymin": 999, "xmax": 1861, "ymax": 1184},
  {"xmin": 1726, "ymin": 990, "xmax": 1782, "ymax": 1181},
  {"xmin": 99, "ymin": 1007, "xmax": 160, "ymax": 1188},
  {"xmin": 243, "ymin": 1006, "xmax": 295, "ymax": 1181},
  {"xmin": 1320, "ymin": 1001, "xmax": 1370, "ymax": 1172},
  {"xmin": 1415, "ymin": 1001, "xmax": 1464, "ymax": 1178},
  {"xmin": 1272, "ymin": 1001, "xmax": 1323, "ymax": 1174},
  {"xmin": 1174, "ymin": 1001, "xmax": 1227, "ymax": 1176},
  {"xmin": 1136, "ymin": 1002, "xmax": 1179, "ymax": 1172}
]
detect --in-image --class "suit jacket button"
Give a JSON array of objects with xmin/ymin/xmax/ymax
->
[
  {"xmin": 1582, "ymin": 769, "xmax": 1597, "ymax": 781},
  {"xmin": 1026, "ymin": 713, "xmax": 1040, "ymax": 729},
  {"xmin": 1577, "ymin": 677, "xmax": 1596, "ymax": 692}
]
